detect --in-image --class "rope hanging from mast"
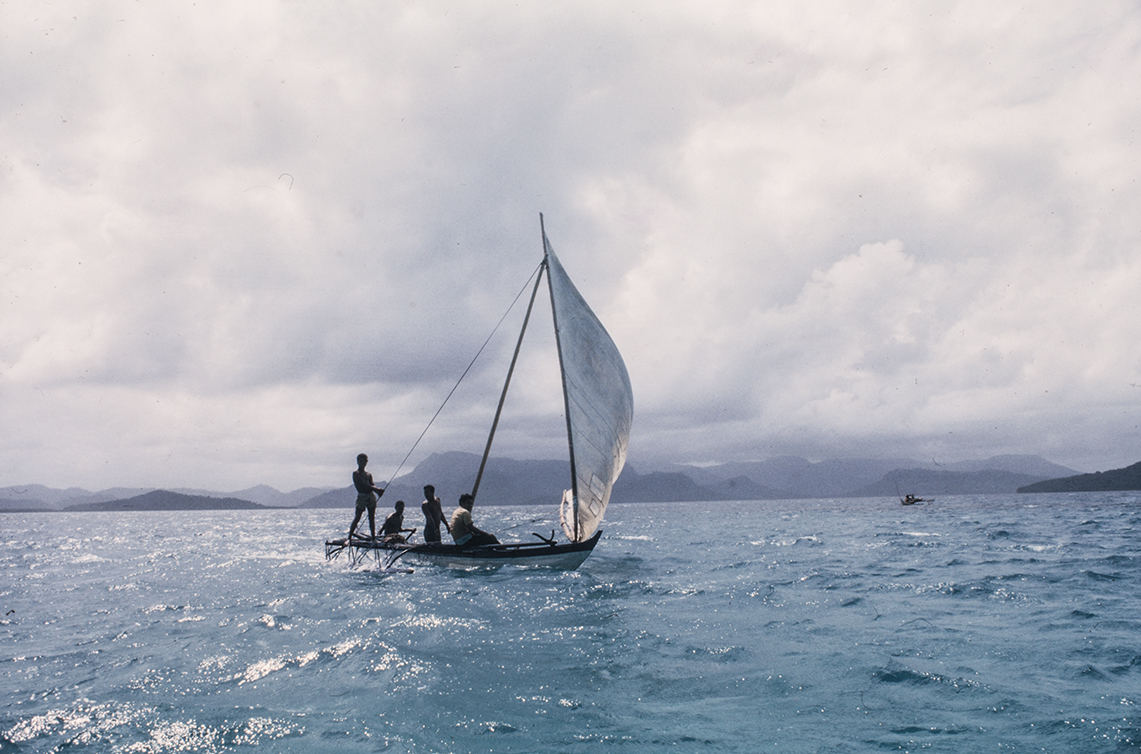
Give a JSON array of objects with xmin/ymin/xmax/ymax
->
[{"xmin": 383, "ymin": 262, "xmax": 544, "ymax": 489}]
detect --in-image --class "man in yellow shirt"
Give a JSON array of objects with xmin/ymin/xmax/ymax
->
[{"xmin": 449, "ymin": 493, "xmax": 500, "ymax": 547}]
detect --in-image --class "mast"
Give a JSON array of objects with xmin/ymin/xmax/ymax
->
[
  {"xmin": 470, "ymin": 259, "xmax": 546, "ymax": 502},
  {"xmin": 543, "ymin": 213, "xmax": 581, "ymax": 542}
]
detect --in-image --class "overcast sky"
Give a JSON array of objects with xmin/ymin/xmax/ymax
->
[{"xmin": 3, "ymin": 1, "xmax": 1139, "ymax": 491}]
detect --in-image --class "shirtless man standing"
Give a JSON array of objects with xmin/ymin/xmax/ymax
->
[
  {"xmin": 348, "ymin": 453, "xmax": 385, "ymax": 540},
  {"xmin": 420, "ymin": 485, "xmax": 450, "ymax": 543}
]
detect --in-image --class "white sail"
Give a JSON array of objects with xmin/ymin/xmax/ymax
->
[{"xmin": 544, "ymin": 232, "xmax": 634, "ymax": 542}]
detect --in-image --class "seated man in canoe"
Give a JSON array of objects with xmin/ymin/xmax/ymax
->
[
  {"xmin": 379, "ymin": 500, "xmax": 416, "ymax": 543},
  {"xmin": 449, "ymin": 493, "xmax": 500, "ymax": 548}
]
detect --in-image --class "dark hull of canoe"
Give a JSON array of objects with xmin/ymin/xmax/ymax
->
[{"xmin": 326, "ymin": 530, "xmax": 602, "ymax": 570}]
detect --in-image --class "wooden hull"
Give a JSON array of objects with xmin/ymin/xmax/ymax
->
[{"xmin": 326, "ymin": 530, "xmax": 602, "ymax": 570}]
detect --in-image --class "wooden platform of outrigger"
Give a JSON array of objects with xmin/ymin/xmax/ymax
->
[{"xmin": 325, "ymin": 530, "xmax": 602, "ymax": 570}]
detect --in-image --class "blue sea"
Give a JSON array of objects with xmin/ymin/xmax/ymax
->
[{"xmin": 2, "ymin": 494, "xmax": 1139, "ymax": 753}]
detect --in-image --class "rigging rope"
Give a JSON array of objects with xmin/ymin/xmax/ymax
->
[{"xmin": 383, "ymin": 262, "xmax": 544, "ymax": 489}]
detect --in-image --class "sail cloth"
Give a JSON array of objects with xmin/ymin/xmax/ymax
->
[{"xmin": 544, "ymin": 233, "xmax": 634, "ymax": 542}]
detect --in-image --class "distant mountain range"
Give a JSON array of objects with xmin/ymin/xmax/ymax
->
[
  {"xmin": 1, "ymin": 452, "xmax": 1117, "ymax": 512},
  {"xmin": 300, "ymin": 451, "xmax": 571, "ymax": 509},
  {"xmin": 0, "ymin": 482, "xmax": 331, "ymax": 512},
  {"xmin": 654, "ymin": 454, "xmax": 1080, "ymax": 500},
  {"xmin": 298, "ymin": 452, "xmax": 1077, "ymax": 507}
]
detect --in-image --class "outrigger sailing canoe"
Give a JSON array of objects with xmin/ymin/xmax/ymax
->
[{"xmin": 325, "ymin": 215, "xmax": 633, "ymax": 570}]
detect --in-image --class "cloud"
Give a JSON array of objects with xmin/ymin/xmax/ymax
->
[{"xmin": 2, "ymin": 1, "xmax": 1140, "ymax": 488}]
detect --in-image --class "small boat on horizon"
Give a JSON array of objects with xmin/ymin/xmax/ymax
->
[{"xmin": 900, "ymin": 494, "xmax": 933, "ymax": 505}]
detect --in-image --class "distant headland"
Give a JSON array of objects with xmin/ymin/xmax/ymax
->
[
  {"xmin": 64, "ymin": 489, "xmax": 270, "ymax": 512},
  {"xmin": 1016, "ymin": 461, "xmax": 1141, "ymax": 493}
]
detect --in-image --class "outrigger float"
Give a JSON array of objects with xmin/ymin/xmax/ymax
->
[{"xmin": 324, "ymin": 215, "xmax": 632, "ymax": 571}]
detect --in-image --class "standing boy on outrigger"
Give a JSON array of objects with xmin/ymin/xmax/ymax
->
[{"xmin": 348, "ymin": 453, "xmax": 385, "ymax": 540}]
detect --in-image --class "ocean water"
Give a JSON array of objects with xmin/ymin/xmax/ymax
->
[{"xmin": 2, "ymin": 494, "xmax": 1139, "ymax": 753}]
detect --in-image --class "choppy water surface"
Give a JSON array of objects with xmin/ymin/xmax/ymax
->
[{"xmin": 2, "ymin": 494, "xmax": 1139, "ymax": 752}]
